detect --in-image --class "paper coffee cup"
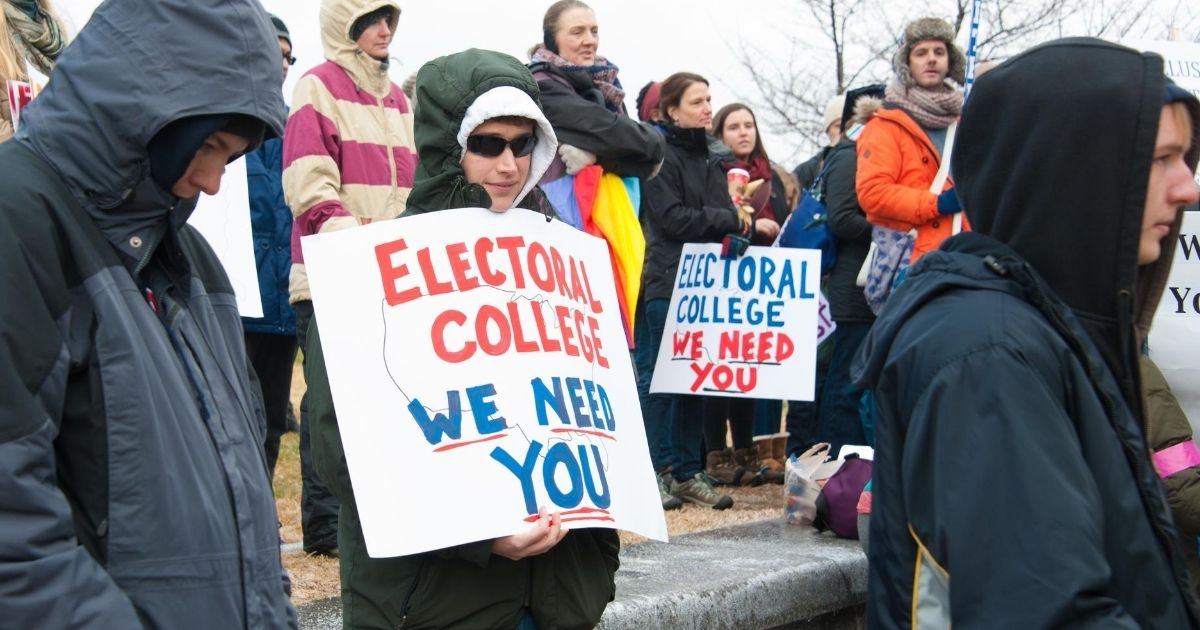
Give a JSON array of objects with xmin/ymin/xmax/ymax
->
[{"xmin": 727, "ymin": 168, "xmax": 750, "ymax": 188}]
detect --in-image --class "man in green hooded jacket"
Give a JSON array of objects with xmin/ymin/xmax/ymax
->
[{"xmin": 307, "ymin": 48, "xmax": 619, "ymax": 630}]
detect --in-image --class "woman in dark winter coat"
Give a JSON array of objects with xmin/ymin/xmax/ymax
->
[
  {"xmin": 307, "ymin": 49, "xmax": 619, "ymax": 630},
  {"xmin": 528, "ymin": 0, "xmax": 663, "ymax": 184},
  {"xmin": 637, "ymin": 72, "xmax": 774, "ymax": 510},
  {"xmin": 696, "ymin": 102, "xmax": 790, "ymax": 486},
  {"xmin": 853, "ymin": 39, "xmax": 1200, "ymax": 626}
]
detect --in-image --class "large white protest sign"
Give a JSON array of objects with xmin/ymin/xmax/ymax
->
[
  {"xmin": 1130, "ymin": 40, "xmax": 1200, "ymax": 433},
  {"xmin": 304, "ymin": 207, "xmax": 667, "ymax": 557},
  {"xmin": 649, "ymin": 244, "xmax": 822, "ymax": 400},
  {"xmin": 187, "ymin": 157, "xmax": 263, "ymax": 318}
]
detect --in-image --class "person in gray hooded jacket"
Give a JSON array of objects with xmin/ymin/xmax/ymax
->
[{"xmin": 0, "ymin": 0, "xmax": 294, "ymax": 628}]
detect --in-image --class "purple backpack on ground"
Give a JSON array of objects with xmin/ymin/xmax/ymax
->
[{"xmin": 814, "ymin": 455, "xmax": 872, "ymax": 539}]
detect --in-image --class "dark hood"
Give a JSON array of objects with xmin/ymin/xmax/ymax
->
[
  {"xmin": 953, "ymin": 37, "xmax": 1200, "ymax": 402},
  {"xmin": 15, "ymin": 0, "xmax": 286, "ymax": 263},
  {"xmin": 404, "ymin": 48, "xmax": 556, "ymax": 214}
]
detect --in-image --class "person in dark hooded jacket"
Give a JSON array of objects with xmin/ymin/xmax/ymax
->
[
  {"xmin": 0, "ymin": 0, "xmax": 294, "ymax": 628},
  {"xmin": 852, "ymin": 38, "xmax": 1200, "ymax": 627},
  {"xmin": 306, "ymin": 49, "xmax": 619, "ymax": 630}
]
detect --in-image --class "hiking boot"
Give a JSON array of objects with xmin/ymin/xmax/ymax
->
[
  {"xmin": 731, "ymin": 447, "xmax": 766, "ymax": 486},
  {"xmin": 705, "ymin": 448, "xmax": 737, "ymax": 485},
  {"xmin": 671, "ymin": 472, "xmax": 734, "ymax": 510},
  {"xmin": 658, "ymin": 470, "xmax": 683, "ymax": 511},
  {"xmin": 755, "ymin": 436, "xmax": 785, "ymax": 484}
]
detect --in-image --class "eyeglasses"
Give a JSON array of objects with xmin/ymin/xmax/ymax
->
[
  {"xmin": 283, "ymin": 51, "xmax": 297, "ymax": 65},
  {"xmin": 466, "ymin": 134, "xmax": 537, "ymax": 158}
]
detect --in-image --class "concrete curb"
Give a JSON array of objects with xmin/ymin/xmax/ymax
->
[
  {"xmin": 297, "ymin": 519, "xmax": 867, "ymax": 630},
  {"xmin": 596, "ymin": 520, "xmax": 867, "ymax": 629}
]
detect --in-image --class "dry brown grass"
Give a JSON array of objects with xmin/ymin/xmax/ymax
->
[
  {"xmin": 278, "ymin": 353, "xmax": 787, "ymax": 605},
  {"xmin": 272, "ymin": 354, "xmax": 306, "ymax": 545}
]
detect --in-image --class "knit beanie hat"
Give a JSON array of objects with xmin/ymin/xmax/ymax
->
[
  {"xmin": 147, "ymin": 114, "xmax": 265, "ymax": 195},
  {"xmin": 637, "ymin": 81, "xmax": 662, "ymax": 122},
  {"xmin": 824, "ymin": 93, "xmax": 846, "ymax": 132},
  {"xmin": 892, "ymin": 17, "xmax": 966, "ymax": 87},
  {"xmin": 269, "ymin": 14, "xmax": 291, "ymax": 49},
  {"xmin": 1164, "ymin": 78, "xmax": 1200, "ymax": 172}
]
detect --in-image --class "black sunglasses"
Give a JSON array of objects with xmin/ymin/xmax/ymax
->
[
  {"xmin": 466, "ymin": 134, "xmax": 537, "ymax": 158},
  {"xmin": 283, "ymin": 51, "xmax": 297, "ymax": 65}
]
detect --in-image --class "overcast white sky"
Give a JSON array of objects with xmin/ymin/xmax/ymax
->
[
  {"xmin": 55, "ymin": 0, "xmax": 1200, "ymax": 164},
  {"xmin": 55, "ymin": 0, "xmax": 856, "ymax": 163}
]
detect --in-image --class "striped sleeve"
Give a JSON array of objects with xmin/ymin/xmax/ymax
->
[{"xmin": 282, "ymin": 73, "xmax": 354, "ymax": 242}]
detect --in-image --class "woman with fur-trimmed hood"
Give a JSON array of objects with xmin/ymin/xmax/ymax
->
[{"xmin": 307, "ymin": 49, "xmax": 619, "ymax": 630}]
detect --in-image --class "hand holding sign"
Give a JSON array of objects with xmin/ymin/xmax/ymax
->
[{"xmin": 492, "ymin": 507, "xmax": 567, "ymax": 560}]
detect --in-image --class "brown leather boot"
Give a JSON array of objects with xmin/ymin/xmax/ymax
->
[
  {"xmin": 773, "ymin": 433, "xmax": 790, "ymax": 467},
  {"xmin": 705, "ymin": 448, "xmax": 737, "ymax": 486},
  {"xmin": 755, "ymin": 436, "xmax": 785, "ymax": 484},
  {"xmin": 732, "ymin": 447, "xmax": 765, "ymax": 486}
]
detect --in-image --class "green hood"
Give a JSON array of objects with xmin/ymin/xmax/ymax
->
[{"xmin": 405, "ymin": 48, "xmax": 557, "ymax": 214}]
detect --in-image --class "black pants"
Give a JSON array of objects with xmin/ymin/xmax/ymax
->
[
  {"xmin": 244, "ymin": 332, "xmax": 297, "ymax": 478},
  {"xmin": 294, "ymin": 300, "xmax": 339, "ymax": 552},
  {"xmin": 701, "ymin": 398, "xmax": 755, "ymax": 452}
]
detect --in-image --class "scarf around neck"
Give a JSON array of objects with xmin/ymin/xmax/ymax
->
[
  {"xmin": 4, "ymin": 1, "xmax": 65, "ymax": 76},
  {"xmin": 884, "ymin": 78, "xmax": 962, "ymax": 129},
  {"xmin": 530, "ymin": 44, "xmax": 625, "ymax": 113}
]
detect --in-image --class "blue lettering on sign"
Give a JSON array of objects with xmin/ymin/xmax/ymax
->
[
  {"xmin": 543, "ymin": 442, "xmax": 585, "ymax": 508},
  {"xmin": 530, "ymin": 376, "xmax": 616, "ymax": 431},
  {"xmin": 466, "ymin": 384, "xmax": 507, "ymax": 435},
  {"xmin": 407, "ymin": 392, "xmax": 463, "ymax": 445},
  {"xmin": 491, "ymin": 440, "xmax": 543, "ymax": 514},
  {"xmin": 532, "ymin": 377, "xmax": 570, "ymax": 425}
]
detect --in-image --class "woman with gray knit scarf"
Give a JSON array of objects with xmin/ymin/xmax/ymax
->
[
  {"xmin": 855, "ymin": 16, "xmax": 967, "ymax": 265},
  {"xmin": 1, "ymin": 0, "xmax": 67, "ymax": 142}
]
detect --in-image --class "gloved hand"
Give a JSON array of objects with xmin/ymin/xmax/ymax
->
[
  {"xmin": 559, "ymin": 144, "xmax": 597, "ymax": 175},
  {"xmin": 936, "ymin": 189, "xmax": 961, "ymax": 215}
]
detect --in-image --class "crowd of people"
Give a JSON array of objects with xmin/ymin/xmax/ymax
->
[{"xmin": 2, "ymin": 0, "xmax": 1200, "ymax": 627}]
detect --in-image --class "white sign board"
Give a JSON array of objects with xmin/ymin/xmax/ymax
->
[
  {"xmin": 187, "ymin": 157, "xmax": 263, "ymax": 318},
  {"xmin": 303, "ymin": 208, "xmax": 667, "ymax": 557},
  {"xmin": 1131, "ymin": 40, "xmax": 1200, "ymax": 433},
  {"xmin": 650, "ymin": 244, "xmax": 822, "ymax": 400},
  {"xmin": 1150, "ymin": 210, "xmax": 1200, "ymax": 434}
]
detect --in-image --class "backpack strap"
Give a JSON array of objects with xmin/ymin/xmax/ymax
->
[{"xmin": 927, "ymin": 121, "xmax": 963, "ymax": 235}]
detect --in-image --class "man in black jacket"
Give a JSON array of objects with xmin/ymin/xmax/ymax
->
[{"xmin": 853, "ymin": 38, "xmax": 1200, "ymax": 626}]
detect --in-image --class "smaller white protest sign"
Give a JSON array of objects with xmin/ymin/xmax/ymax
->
[
  {"xmin": 304, "ymin": 208, "xmax": 667, "ymax": 557},
  {"xmin": 1151, "ymin": 210, "xmax": 1200, "ymax": 434},
  {"xmin": 650, "ymin": 244, "xmax": 822, "ymax": 400},
  {"xmin": 187, "ymin": 157, "xmax": 263, "ymax": 318}
]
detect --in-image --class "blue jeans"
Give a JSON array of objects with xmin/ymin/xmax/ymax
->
[
  {"xmin": 753, "ymin": 399, "xmax": 783, "ymax": 436},
  {"xmin": 635, "ymin": 298, "xmax": 674, "ymax": 472},
  {"xmin": 636, "ymin": 298, "xmax": 704, "ymax": 480},
  {"xmin": 816, "ymin": 323, "xmax": 871, "ymax": 458}
]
